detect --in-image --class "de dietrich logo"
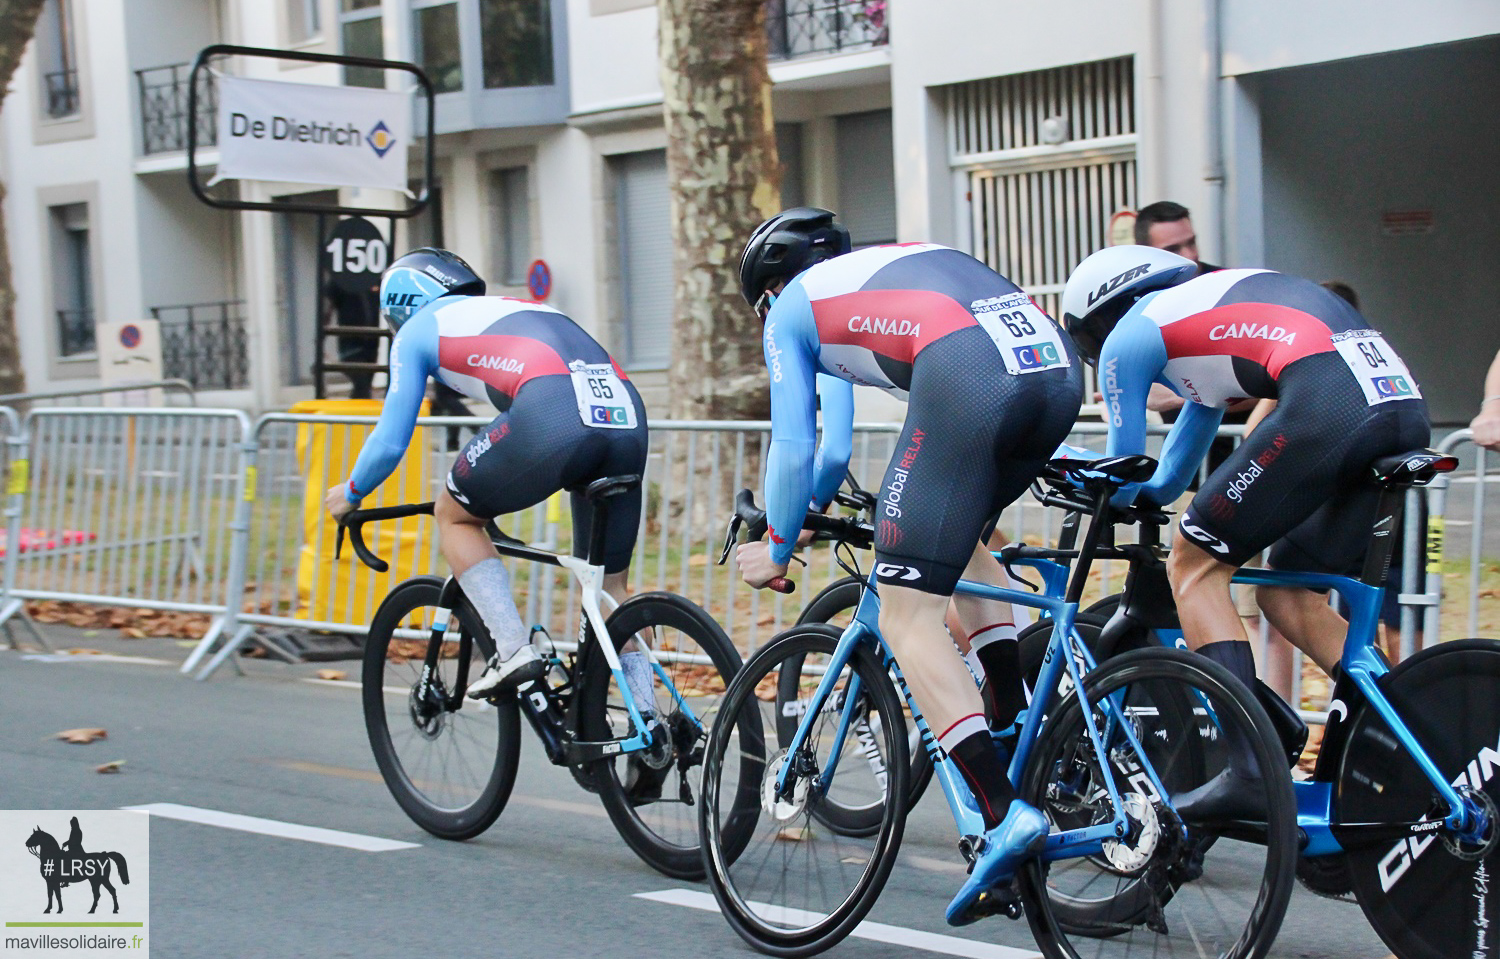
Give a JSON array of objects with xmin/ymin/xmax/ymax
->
[
  {"xmin": 24, "ymin": 816, "xmax": 131, "ymax": 914},
  {"xmin": 366, "ymin": 120, "xmax": 396, "ymax": 158}
]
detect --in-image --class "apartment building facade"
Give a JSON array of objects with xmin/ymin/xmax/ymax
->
[{"xmin": 3, "ymin": 0, "xmax": 1496, "ymax": 421}]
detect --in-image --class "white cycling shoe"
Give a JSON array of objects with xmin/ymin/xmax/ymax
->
[{"xmin": 466, "ymin": 645, "xmax": 545, "ymax": 699}]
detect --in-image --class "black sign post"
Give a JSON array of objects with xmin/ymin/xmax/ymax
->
[{"xmin": 184, "ymin": 45, "xmax": 436, "ymax": 398}]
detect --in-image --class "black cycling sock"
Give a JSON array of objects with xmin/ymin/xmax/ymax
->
[
  {"xmin": 1197, "ymin": 640, "xmax": 1260, "ymax": 774},
  {"xmin": 975, "ymin": 638, "xmax": 1025, "ymax": 731},
  {"xmin": 942, "ymin": 721, "xmax": 1016, "ymax": 830}
]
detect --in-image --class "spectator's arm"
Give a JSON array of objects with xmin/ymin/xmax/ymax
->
[{"xmin": 1471, "ymin": 350, "xmax": 1500, "ymax": 451}]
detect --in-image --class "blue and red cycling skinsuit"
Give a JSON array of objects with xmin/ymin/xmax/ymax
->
[
  {"xmin": 762, "ymin": 243, "xmax": 1083, "ymax": 594},
  {"xmin": 342, "ymin": 295, "xmax": 648, "ymax": 573},
  {"xmin": 1101, "ymin": 268, "xmax": 1429, "ymax": 572}
]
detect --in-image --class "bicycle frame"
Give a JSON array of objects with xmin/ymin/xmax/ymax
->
[{"xmin": 773, "ymin": 569, "xmax": 1176, "ymax": 864}]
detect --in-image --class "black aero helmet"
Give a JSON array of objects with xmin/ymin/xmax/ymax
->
[
  {"xmin": 378, "ymin": 247, "xmax": 487, "ymax": 332},
  {"xmin": 739, "ymin": 207, "xmax": 852, "ymax": 310}
]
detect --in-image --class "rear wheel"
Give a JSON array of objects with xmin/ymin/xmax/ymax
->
[
  {"xmin": 701, "ymin": 625, "xmax": 909, "ymax": 957},
  {"xmin": 1339, "ymin": 639, "xmax": 1500, "ymax": 959},
  {"xmin": 580, "ymin": 592, "xmax": 744, "ymax": 879},
  {"xmin": 1020, "ymin": 647, "xmax": 1296, "ymax": 959},
  {"xmin": 362, "ymin": 577, "xmax": 521, "ymax": 840}
]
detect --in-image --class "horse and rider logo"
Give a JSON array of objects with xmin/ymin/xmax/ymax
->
[{"xmin": 24, "ymin": 816, "xmax": 131, "ymax": 914}]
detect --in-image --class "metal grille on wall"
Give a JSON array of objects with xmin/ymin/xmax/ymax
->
[{"xmin": 946, "ymin": 57, "xmax": 1136, "ymax": 397}]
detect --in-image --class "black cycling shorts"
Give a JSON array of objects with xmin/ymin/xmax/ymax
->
[
  {"xmin": 446, "ymin": 375, "xmax": 648, "ymax": 574},
  {"xmin": 1180, "ymin": 351, "xmax": 1429, "ymax": 572},
  {"xmin": 873, "ymin": 325, "xmax": 1084, "ymax": 595}
]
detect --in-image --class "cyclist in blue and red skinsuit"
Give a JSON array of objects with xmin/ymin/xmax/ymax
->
[
  {"xmin": 1060, "ymin": 246, "xmax": 1430, "ymax": 818},
  {"xmin": 733, "ymin": 209, "xmax": 1083, "ymax": 925},
  {"xmin": 323, "ymin": 249, "xmax": 655, "ymax": 711}
]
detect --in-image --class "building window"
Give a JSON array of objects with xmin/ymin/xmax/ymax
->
[
  {"xmin": 488, "ymin": 167, "xmax": 532, "ymax": 286},
  {"xmin": 776, "ymin": 123, "xmax": 804, "ymax": 209},
  {"xmin": 413, "ymin": 1, "xmax": 462, "ymax": 93},
  {"xmin": 50, "ymin": 203, "xmax": 94, "ymax": 357},
  {"xmin": 341, "ymin": 0, "xmax": 384, "ymax": 88},
  {"xmin": 36, "ymin": 0, "xmax": 79, "ymax": 119},
  {"xmin": 285, "ymin": 0, "xmax": 321, "ymax": 44},
  {"xmin": 480, "ymin": 0, "xmax": 554, "ymax": 89},
  {"xmin": 611, "ymin": 150, "xmax": 672, "ymax": 369},
  {"xmin": 835, "ymin": 109, "xmax": 897, "ymax": 247}
]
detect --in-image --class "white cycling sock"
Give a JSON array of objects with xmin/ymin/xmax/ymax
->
[
  {"xmin": 457, "ymin": 559, "xmax": 528, "ymax": 661},
  {"xmin": 620, "ymin": 651, "xmax": 658, "ymax": 718}
]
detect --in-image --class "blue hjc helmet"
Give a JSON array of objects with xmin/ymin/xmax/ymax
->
[{"xmin": 378, "ymin": 248, "xmax": 487, "ymax": 331}]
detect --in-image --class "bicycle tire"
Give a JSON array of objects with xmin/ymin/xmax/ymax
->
[
  {"xmin": 1020, "ymin": 647, "xmax": 1296, "ymax": 959},
  {"xmin": 701, "ymin": 624, "xmax": 910, "ymax": 957},
  {"xmin": 362, "ymin": 576, "xmax": 522, "ymax": 840},
  {"xmin": 579, "ymin": 592, "xmax": 745, "ymax": 879},
  {"xmin": 793, "ymin": 578, "xmax": 932, "ymax": 831},
  {"xmin": 1339, "ymin": 638, "xmax": 1500, "ymax": 959}
]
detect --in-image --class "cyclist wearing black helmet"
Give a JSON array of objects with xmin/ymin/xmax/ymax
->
[
  {"xmin": 325, "ymin": 248, "xmax": 653, "ymax": 709},
  {"xmin": 1059, "ymin": 246, "xmax": 1429, "ymax": 818},
  {"xmin": 733, "ymin": 209, "xmax": 1083, "ymax": 926}
]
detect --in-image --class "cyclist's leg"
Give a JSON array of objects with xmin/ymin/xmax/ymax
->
[{"xmin": 451, "ymin": 381, "xmax": 603, "ymax": 696}]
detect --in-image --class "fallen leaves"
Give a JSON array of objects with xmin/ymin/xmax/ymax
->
[
  {"xmin": 96, "ymin": 760, "xmax": 125, "ymax": 774},
  {"xmin": 55, "ymin": 727, "xmax": 107, "ymax": 744},
  {"xmin": 315, "ymin": 668, "xmax": 347, "ymax": 681},
  {"xmin": 27, "ymin": 601, "xmax": 212, "ymax": 639}
]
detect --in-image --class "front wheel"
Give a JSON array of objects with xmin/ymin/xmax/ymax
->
[
  {"xmin": 701, "ymin": 624, "xmax": 910, "ymax": 957},
  {"xmin": 579, "ymin": 592, "xmax": 743, "ymax": 879},
  {"xmin": 1020, "ymin": 647, "xmax": 1297, "ymax": 959},
  {"xmin": 1339, "ymin": 638, "xmax": 1500, "ymax": 959},
  {"xmin": 362, "ymin": 576, "xmax": 522, "ymax": 840}
]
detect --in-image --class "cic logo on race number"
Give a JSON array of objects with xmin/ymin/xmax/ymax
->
[
  {"xmin": 1013, "ymin": 343, "xmax": 1063, "ymax": 371},
  {"xmin": 1372, "ymin": 375, "xmax": 1415, "ymax": 398},
  {"xmin": 590, "ymin": 406, "xmax": 630, "ymax": 425}
]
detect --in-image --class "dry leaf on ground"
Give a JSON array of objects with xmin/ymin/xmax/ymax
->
[
  {"xmin": 96, "ymin": 760, "xmax": 125, "ymax": 774},
  {"xmin": 55, "ymin": 727, "xmax": 107, "ymax": 744},
  {"xmin": 315, "ymin": 668, "xmax": 347, "ymax": 681}
]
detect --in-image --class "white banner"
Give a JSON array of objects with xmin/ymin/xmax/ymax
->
[{"xmin": 214, "ymin": 75, "xmax": 410, "ymax": 192}]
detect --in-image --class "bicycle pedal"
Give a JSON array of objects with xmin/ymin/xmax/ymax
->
[{"xmin": 971, "ymin": 882, "xmax": 1023, "ymax": 921}]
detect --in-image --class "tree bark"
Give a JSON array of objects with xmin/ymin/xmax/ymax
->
[
  {"xmin": 658, "ymin": 0, "xmax": 781, "ymax": 539},
  {"xmin": 0, "ymin": 0, "xmax": 50, "ymax": 397},
  {"xmin": 659, "ymin": 0, "xmax": 780, "ymax": 423}
]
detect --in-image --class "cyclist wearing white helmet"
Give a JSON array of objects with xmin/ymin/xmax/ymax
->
[
  {"xmin": 1059, "ymin": 246, "xmax": 1429, "ymax": 819},
  {"xmin": 324, "ymin": 249, "xmax": 656, "ymax": 731}
]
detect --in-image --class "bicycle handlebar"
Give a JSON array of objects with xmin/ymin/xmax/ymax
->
[
  {"xmin": 336, "ymin": 502, "xmax": 435, "ymax": 573},
  {"xmin": 719, "ymin": 489, "xmax": 875, "ymax": 594}
]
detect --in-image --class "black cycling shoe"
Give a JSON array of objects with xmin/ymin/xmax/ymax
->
[{"xmin": 1171, "ymin": 769, "xmax": 1268, "ymax": 823}]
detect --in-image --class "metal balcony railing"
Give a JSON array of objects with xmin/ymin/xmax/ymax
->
[
  {"xmin": 136, "ymin": 63, "xmax": 217, "ymax": 155},
  {"xmin": 150, "ymin": 301, "xmax": 249, "ymax": 390},
  {"xmin": 43, "ymin": 68, "xmax": 80, "ymax": 118},
  {"xmin": 57, "ymin": 308, "xmax": 95, "ymax": 356},
  {"xmin": 767, "ymin": 0, "xmax": 888, "ymax": 60}
]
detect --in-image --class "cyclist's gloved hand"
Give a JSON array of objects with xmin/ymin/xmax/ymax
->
[{"xmin": 1049, "ymin": 442, "xmax": 1106, "ymax": 492}]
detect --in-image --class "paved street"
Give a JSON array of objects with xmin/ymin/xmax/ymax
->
[{"xmin": 1, "ymin": 625, "xmax": 1394, "ymax": 959}]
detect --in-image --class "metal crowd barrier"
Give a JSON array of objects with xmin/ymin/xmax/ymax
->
[
  {"xmin": 0, "ymin": 379, "xmax": 197, "ymax": 408},
  {"xmin": 0, "ymin": 405, "xmax": 1465, "ymax": 701},
  {"xmin": 1425, "ymin": 429, "xmax": 1493, "ymax": 644},
  {"xmin": 0, "ymin": 407, "xmax": 253, "ymax": 661}
]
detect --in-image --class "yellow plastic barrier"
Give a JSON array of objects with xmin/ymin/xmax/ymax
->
[{"xmin": 293, "ymin": 398, "xmax": 432, "ymax": 626}]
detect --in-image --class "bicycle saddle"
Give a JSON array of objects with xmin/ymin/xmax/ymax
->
[
  {"xmin": 1368, "ymin": 450, "xmax": 1457, "ymax": 488},
  {"xmin": 1045, "ymin": 454, "xmax": 1157, "ymax": 487},
  {"xmin": 584, "ymin": 474, "xmax": 642, "ymax": 500}
]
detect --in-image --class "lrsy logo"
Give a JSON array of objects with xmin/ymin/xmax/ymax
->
[
  {"xmin": 366, "ymin": 120, "xmax": 396, "ymax": 158},
  {"xmin": 1372, "ymin": 375, "xmax": 1415, "ymax": 398},
  {"xmin": 24, "ymin": 817, "xmax": 131, "ymax": 914},
  {"xmin": 1014, "ymin": 342, "xmax": 1062, "ymax": 370},
  {"xmin": 590, "ymin": 406, "xmax": 630, "ymax": 425}
]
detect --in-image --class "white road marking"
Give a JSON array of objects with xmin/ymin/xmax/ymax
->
[
  {"xmin": 634, "ymin": 889, "xmax": 1043, "ymax": 959},
  {"xmin": 122, "ymin": 802, "xmax": 419, "ymax": 852},
  {"xmin": 21, "ymin": 652, "xmax": 172, "ymax": 666}
]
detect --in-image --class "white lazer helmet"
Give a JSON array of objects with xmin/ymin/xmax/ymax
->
[{"xmin": 1061, "ymin": 246, "xmax": 1197, "ymax": 364}]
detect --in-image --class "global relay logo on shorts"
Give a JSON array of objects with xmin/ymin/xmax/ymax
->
[{"xmin": 1, "ymin": 810, "xmax": 150, "ymax": 956}]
